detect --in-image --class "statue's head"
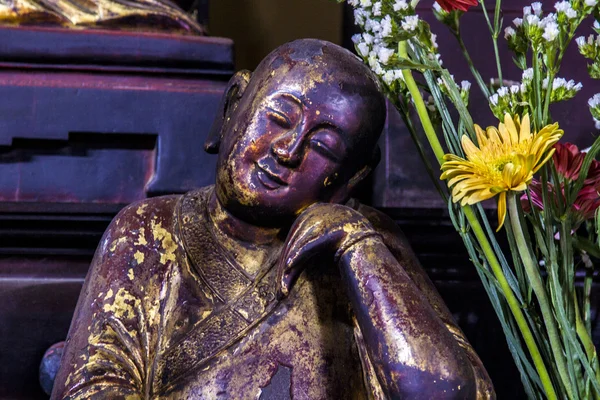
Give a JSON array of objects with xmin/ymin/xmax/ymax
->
[{"xmin": 206, "ymin": 39, "xmax": 386, "ymax": 226}]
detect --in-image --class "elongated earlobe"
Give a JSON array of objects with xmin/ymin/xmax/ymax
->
[{"xmin": 204, "ymin": 70, "xmax": 252, "ymax": 154}]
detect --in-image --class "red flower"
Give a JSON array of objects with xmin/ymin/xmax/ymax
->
[
  {"xmin": 436, "ymin": 0, "xmax": 478, "ymax": 12},
  {"xmin": 553, "ymin": 143, "xmax": 584, "ymax": 180},
  {"xmin": 521, "ymin": 143, "xmax": 600, "ymax": 227}
]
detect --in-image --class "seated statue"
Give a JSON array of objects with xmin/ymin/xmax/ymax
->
[{"xmin": 51, "ymin": 39, "xmax": 494, "ymax": 399}]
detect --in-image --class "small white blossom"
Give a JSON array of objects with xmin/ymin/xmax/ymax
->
[
  {"xmin": 352, "ymin": 34, "xmax": 362, "ymax": 44},
  {"xmin": 433, "ymin": 2, "xmax": 443, "ymax": 12},
  {"xmin": 531, "ymin": 2, "xmax": 542, "ymax": 16},
  {"xmin": 510, "ymin": 85, "xmax": 520, "ymax": 94},
  {"xmin": 354, "ymin": 9, "xmax": 367, "ymax": 26},
  {"xmin": 348, "ymin": 0, "xmax": 358, "ymax": 6},
  {"xmin": 527, "ymin": 15, "xmax": 541, "ymax": 26},
  {"xmin": 382, "ymin": 70, "xmax": 395, "ymax": 85},
  {"xmin": 430, "ymin": 33, "xmax": 438, "ymax": 49},
  {"xmin": 377, "ymin": 47, "xmax": 395, "ymax": 64},
  {"xmin": 363, "ymin": 33, "xmax": 374, "ymax": 45},
  {"xmin": 524, "ymin": 6, "xmax": 532, "ymax": 16},
  {"xmin": 522, "ymin": 68, "xmax": 534, "ymax": 81},
  {"xmin": 357, "ymin": 42, "xmax": 370, "ymax": 57},
  {"xmin": 490, "ymin": 94, "xmax": 499, "ymax": 106},
  {"xmin": 393, "ymin": 0, "xmax": 409, "ymax": 11},
  {"xmin": 595, "ymin": 119, "xmax": 600, "ymax": 130},
  {"xmin": 543, "ymin": 22, "xmax": 560, "ymax": 41},
  {"xmin": 372, "ymin": 1, "xmax": 382, "ymax": 16},
  {"xmin": 401, "ymin": 15, "xmax": 419, "ymax": 32},
  {"xmin": 594, "ymin": 21, "xmax": 600, "ymax": 30},
  {"xmin": 505, "ymin": 27, "xmax": 516, "ymax": 39},
  {"xmin": 461, "ymin": 81, "xmax": 471, "ymax": 91},
  {"xmin": 513, "ymin": 17, "xmax": 523, "ymax": 27},
  {"xmin": 585, "ymin": 0, "xmax": 598, "ymax": 6},
  {"xmin": 360, "ymin": 0, "xmax": 372, "ymax": 7},
  {"xmin": 555, "ymin": 1, "xmax": 577, "ymax": 18},
  {"xmin": 381, "ymin": 15, "xmax": 393, "ymax": 36},
  {"xmin": 576, "ymin": 36, "xmax": 586, "ymax": 47},
  {"xmin": 498, "ymin": 87, "xmax": 509, "ymax": 97},
  {"xmin": 590, "ymin": 94, "xmax": 600, "ymax": 108}
]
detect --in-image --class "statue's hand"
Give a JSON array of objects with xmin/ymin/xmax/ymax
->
[{"xmin": 276, "ymin": 203, "xmax": 380, "ymax": 298}]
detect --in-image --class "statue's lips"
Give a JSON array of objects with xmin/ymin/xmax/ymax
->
[{"xmin": 255, "ymin": 161, "xmax": 288, "ymax": 189}]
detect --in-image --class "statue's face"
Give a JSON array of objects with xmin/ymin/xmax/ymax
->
[{"xmin": 214, "ymin": 44, "xmax": 384, "ymax": 226}]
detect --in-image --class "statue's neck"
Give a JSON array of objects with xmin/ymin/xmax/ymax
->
[
  {"xmin": 207, "ymin": 191, "xmax": 282, "ymax": 279},
  {"xmin": 207, "ymin": 191, "xmax": 281, "ymax": 245}
]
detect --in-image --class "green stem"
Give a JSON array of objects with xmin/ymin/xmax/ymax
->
[
  {"xmin": 398, "ymin": 40, "xmax": 557, "ymax": 400},
  {"xmin": 399, "ymin": 43, "xmax": 445, "ymax": 164},
  {"xmin": 575, "ymin": 293, "xmax": 600, "ymax": 399},
  {"xmin": 453, "ymin": 32, "xmax": 491, "ymax": 98},
  {"xmin": 508, "ymin": 193, "xmax": 574, "ymax": 399},
  {"xmin": 480, "ymin": 0, "xmax": 503, "ymax": 83}
]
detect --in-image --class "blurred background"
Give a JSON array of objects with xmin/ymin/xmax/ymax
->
[{"xmin": 0, "ymin": 1, "xmax": 597, "ymax": 398}]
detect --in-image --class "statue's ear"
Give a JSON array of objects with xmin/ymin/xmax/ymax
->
[
  {"xmin": 329, "ymin": 145, "xmax": 381, "ymax": 204},
  {"xmin": 204, "ymin": 70, "xmax": 252, "ymax": 154}
]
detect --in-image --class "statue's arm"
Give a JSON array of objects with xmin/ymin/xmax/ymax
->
[
  {"xmin": 342, "ymin": 205, "xmax": 494, "ymax": 399},
  {"xmin": 51, "ymin": 202, "xmax": 158, "ymax": 400}
]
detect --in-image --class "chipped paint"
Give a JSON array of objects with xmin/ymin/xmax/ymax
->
[{"xmin": 134, "ymin": 250, "xmax": 144, "ymax": 264}]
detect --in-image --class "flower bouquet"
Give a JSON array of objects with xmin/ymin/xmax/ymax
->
[{"xmin": 345, "ymin": 0, "xmax": 600, "ymax": 398}]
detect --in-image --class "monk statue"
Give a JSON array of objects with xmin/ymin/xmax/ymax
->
[{"xmin": 51, "ymin": 39, "xmax": 494, "ymax": 399}]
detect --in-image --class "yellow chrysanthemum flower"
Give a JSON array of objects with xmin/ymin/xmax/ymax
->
[{"xmin": 440, "ymin": 114, "xmax": 563, "ymax": 230}]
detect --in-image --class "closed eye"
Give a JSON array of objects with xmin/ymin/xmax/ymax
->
[
  {"xmin": 266, "ymin": 108, "xmax": 291, "ymax": 128},
  {"xmin": 310, "ymin": 139, "xmax": 341, "ymax": 162}
]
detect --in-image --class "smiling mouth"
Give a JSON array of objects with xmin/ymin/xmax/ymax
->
[{"xmin": 255, "ymin": 162, "xmax": 288, "ymax": 190}]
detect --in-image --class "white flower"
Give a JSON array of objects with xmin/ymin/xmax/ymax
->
[
  {"xmin": 382, "ymin": 70, "xmax": 395, "ymax": 85},
  {"xmin": 348, "ymin": 0, "xmax": 359, "ymax": 6},
  {"xmin": 360, "ymin": 0, "xmax": 372, "ymax": 7},
  {"xmin": 524, "ymin": 6, "xmax": 532, "ymax": 16},
  {"xmin": 393, "ymin": 0, "xmax": 409, "ymax": 11},
  {"xmin": 372, "ymin": 1, "xmax": 382, "ymax": 16},
  {"xmin": 363, "ymin": 33, "xmax": 374, "ymax": 45},
  {"xmin": 433, "ymin": 2, "xmax": 443, "ymax": 12},
  {"xmin": 542, "ymin": 77, "xmax": 549, "ymax": 89},
  {"xmin": 401, "ymin": 15, "xmax": 419, "ymax": 32},
  {"xmin": 589, "ymin": 93, "xmax": 600, "ymax": 108},
  {"xmin": 430, "ymin": 33, "xmax": 438, "ymax": 49},
  {"xmin": 522, "ymin": 68, "xmax": 534, "ymax": 81},
  {"xmin": 576, "ymin": 36, "xmax": 586, "ymax": 47},
  {"xmin": 381, "ymin": 15, "xmax": 393, "ymax": 36},
  {"xmin": 527, "ymin": 15, "xmax": 541, "ymax": 26},
  {"xmin": 510, "ymin": 85, "xmax": 520, "ymax": 94},
  {"xmin": 513, "ymin": 17, "xmax": 523, "ymax": 27},
  {"xmin": 377, "ymin": 47, "xmax": 395, "ymax": 64},
  {"xmin": 505, "ymin": 27, "xmax": 516, "ymax": 39},
  {"xmin": 498, "ymin": 87, "xmax": 509, "ymax": 97},
  {"xmin": 585, "ymin": 0, "xmax": 598, "ymax": 6},
  {"xmin": 542, "ymin": 13, "xmax": 557, "ymax": 26},
  {"xmin": 543, "ymin": 22, "xmax": 560, "ymax": 41},
  {"xmin": 595, "ymin": 119, "xmax": 600, "ymax": 130},
  {"xmin": 490, "ymin": 94, "xmax": 499, "ymax": 106},
  {"xmin": 461, "ymin": 80, "xmax": 471, "ymax": 91},
  {"xmin": 555, "ymin": 1, "xmax": 578, "ymax": 18},
  {"xmin": 594, "ymin": 21, "xmax": 600, "ymax": 30},
  {"xmin": 393, "ymin": 70, "xmax": 404, "ymax": 81},
  {"xmin": 531, "ymin": 2, "xmax": 542, "ymax": 16},
  {"xmin": 357, "ymin": 42, "xmax": 370, "ymax": 57},
  {"xmin": 352, "ymin": 34, "xmax": 362, "ymax": 44},
  {"xmin": 354, "ymin": 9, "xmax": 367, "ymax": 26}
]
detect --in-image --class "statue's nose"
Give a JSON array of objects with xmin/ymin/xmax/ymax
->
[{"xmin": 271, "ymin": 132, "xmax": 303, "ymax": 167}]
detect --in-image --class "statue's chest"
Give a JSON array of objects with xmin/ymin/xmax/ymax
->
[{"xmin": 158, "ymin": 271, "xmax": 368, "ymax": 400}]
